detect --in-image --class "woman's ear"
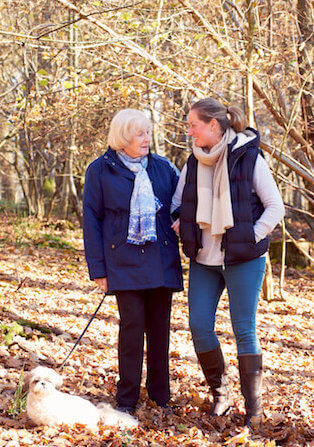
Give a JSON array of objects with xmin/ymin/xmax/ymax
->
[
  {"xmin": 210, "ymin": 118, "xmax": 223, "ymax": 136},
  {"xmin": 209, "ymin": 118, "xmax": 218, "ymax": 131}
]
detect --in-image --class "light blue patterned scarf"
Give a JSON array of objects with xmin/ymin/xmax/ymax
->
[{"xmin": 118, "ymin": 151, "xmax": 162, "ymax": 245}]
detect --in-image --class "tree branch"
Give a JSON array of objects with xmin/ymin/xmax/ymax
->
[
  {"xmin": 177, "ymin": 0, "xmax": 312, "ymax": 153},
  {"xmin": 36, "ymin": 1, "xmax": 146, "ymax": 39},
  {"xmin": 55, "ymin": 0, "xmax": 205, "ymax": 96},
  {"xmin": 260, "ymin": 141, "xmax": 314, "ymax": 185}
]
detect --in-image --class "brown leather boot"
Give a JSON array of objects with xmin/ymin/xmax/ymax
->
[
  {"xmin": 197, "ymin": 347, "xmax": 233, "ymax": 416},
  {"xmin": 238, "ymin": 354, "xmax": 263, "ymax": 427}
]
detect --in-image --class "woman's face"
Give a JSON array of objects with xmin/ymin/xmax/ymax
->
[
  {"xmin": 188, "ymin": 109, "xmax": 219, "ymax": 149},
  {"xmin": 124, "ymin": 128, "xmax": 151, "ymax": 158}
]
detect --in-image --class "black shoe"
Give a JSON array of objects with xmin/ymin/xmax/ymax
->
[
  {"xmin": 159, "ymin": 404, "xmax": 174, "ymax": 414},
  {"xmin": 117, "ymin": 406, "xmax": 135, "ymax": 415}
]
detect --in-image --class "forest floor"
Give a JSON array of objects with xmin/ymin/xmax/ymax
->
[{"xmin": 0, "ymin": 214, "xmax": 313, "ymax": 447}]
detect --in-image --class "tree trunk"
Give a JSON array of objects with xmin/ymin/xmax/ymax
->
[
  {"xmin": 68, "ymin": 146, "xmax": 82, "ymax": 225},
  {"xmin": 0, "ymin": 116, "xmax": 15, "ymax": 202},
  {"xmin": 296, "ymin": 0, "xmax": 314, "ymax": 214},
  {"xmin": 297, "ymin": 0, "xmax": 314, "ymax": 159},
  {"xmin": 58, "ymin": 10, "xmax": 82, "ymax": 224},
  {"xmin": 245, "ymin": 0, "xmax": 255, "ymax": 127},
  {"xmin": 262, "ymin": 253, "xmax": 274, "ymax": 302},
  {"xmin": 245, "ymin": 0, "xmax": 274, "ymax": 300}
]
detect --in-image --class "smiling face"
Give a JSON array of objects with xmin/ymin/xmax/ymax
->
[
  {"xmin": 123, "ymin": 128, "xmax": 151, "ymax": 158},
  {"xmin": 188, "ymin": 109, "xmax": 222, "ymax": 149}
]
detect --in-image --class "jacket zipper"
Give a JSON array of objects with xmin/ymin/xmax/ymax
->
[
  {"xmin": 223, "ymin": 145, "xmax": 247, "ymax": 270},
  {"xmin": 221, "ymin": 234, "xmax": 226, "ymax": 270}
]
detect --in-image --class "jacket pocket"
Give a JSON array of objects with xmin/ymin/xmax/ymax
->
[
  {"xmin": 110, "ymin": 241, "xmax": 149, "ymax": 268},
  {"xmin": 104, "ymin": 212, "xmax": 128, "ymax": 248}
]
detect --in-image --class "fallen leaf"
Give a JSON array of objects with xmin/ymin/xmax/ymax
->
[{"xmin": 224, "ymin": 427, "xmax": 250, "ymax": 445}]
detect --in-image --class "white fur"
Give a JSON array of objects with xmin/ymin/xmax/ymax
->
[
  {"xmin": 26, "ymin": 366, "xmax": 138, "ymax": 430},
  {"xmin": 97, "ymin": 403, "xmax": 139, "ymax": 429}
]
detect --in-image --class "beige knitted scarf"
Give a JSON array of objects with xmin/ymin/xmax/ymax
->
[{"xmin": 193, "ymin": 127, "xmax": 237, "ymax": 236}]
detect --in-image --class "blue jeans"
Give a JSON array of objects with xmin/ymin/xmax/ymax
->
[{"xmin": 188, "ymin": 257, "xmax": 266, "ymax": 355}]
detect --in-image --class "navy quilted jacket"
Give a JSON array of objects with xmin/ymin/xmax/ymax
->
[{"xmin": 83, "ymin": 147, "xmax": 183, "ymax": 293}]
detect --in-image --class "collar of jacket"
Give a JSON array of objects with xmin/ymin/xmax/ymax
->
[
  {"xmin": 227, "ymin": 127, "xmax": 260, "ymax": 174},
  {"xmin": 228, "ymin": 127, "xmax": 260, "ymax": 152},
  {"xmin": 103, "ymin": 146, "xmax": 152, "ymax": 180},
  {"xmin": 103, "ymin": 146, "xmax": 151, "ymax": 180}
]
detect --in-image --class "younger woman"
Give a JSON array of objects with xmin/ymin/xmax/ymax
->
[{"xmin": 172, "ymin": 98, "xmax": 285, "ymax": 426}]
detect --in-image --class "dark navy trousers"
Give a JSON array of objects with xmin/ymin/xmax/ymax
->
[{"xmin": 115, "ymin": 287, "xmax": 172, "ymax": 409}]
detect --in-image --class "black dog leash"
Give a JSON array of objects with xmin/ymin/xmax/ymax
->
[{"xmin": 59, "ymin": 294, "xmax": 106, "ymax": 370}]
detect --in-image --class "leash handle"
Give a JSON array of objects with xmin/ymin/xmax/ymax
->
[{"xmin": 59, "ymin": 294, "xmax": 106, "ymax": 369}]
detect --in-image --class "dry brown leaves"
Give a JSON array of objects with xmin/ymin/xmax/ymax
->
[{"xmin": 0, "ymin": 216, "xmax": 313, "ymax": 446}]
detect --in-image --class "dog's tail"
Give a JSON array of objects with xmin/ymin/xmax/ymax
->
[{"xmin": 97, "ymin": 403, "xmax": 138, "ymax": 429}]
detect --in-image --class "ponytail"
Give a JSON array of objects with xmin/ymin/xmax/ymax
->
[
  {"xmin": 191, "ymin": 98, "xmax": 247, "ymax": 133},
  {"xmin": 228, "ymin": 105, "xmax": 247, "ymax": 133}
]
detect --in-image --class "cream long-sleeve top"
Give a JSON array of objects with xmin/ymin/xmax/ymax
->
[{"xmin": 171, "ymin": 152, "xmax": 285, "ymax": 266}]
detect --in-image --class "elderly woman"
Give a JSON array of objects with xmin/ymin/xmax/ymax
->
[{"xmin": 83, "ymin": 109, "xmax": 183, "ymax": 414}]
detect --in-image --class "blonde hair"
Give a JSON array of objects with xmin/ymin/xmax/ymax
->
[
  {"xmin": 191, "ymin": 98, "xmax": 247, "ymax": 133},
  {"xmin": 107, "ymin": 109, "xmax": 152, "ymax": 150}
]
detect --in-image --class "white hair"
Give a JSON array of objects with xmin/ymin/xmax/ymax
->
[{"xmin": 107, "ymin": 109, "xmax": 152, "ymax": 151}]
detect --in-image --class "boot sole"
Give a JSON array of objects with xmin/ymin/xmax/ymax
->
[{"xmin": 211, "ymin": 404, "xmax": 233, "ymax": 417}]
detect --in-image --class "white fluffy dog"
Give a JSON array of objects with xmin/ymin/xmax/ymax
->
[{"xmin": 25, "ymin": 366, "xmax": 138, "ymax": 430}]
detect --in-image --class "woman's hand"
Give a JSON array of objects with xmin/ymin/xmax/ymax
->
[
  {"xmin": 171, "ymin": 218, "xmax": 180, "ymax": 235},
  {"xmin": 94, "ymin": 277, "xmax": 108, "ymax": 293}
]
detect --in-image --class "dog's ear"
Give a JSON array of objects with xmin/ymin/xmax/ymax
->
[
  {"xmin": 23, "ymin": 369, "xmax": 33, "ymax": 393},
  {"xmin": 24, "ymin": 369, "xmax": 33, "ymax": 387},
  {"xmin": 23, "ymin": 365, "xmax": 41, "ymax": 388}
]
